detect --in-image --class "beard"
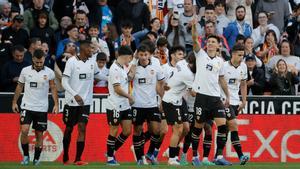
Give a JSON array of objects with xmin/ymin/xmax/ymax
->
[{"xmin": 236, "ymin": 15, "xmax": 245, "ymax": 21}]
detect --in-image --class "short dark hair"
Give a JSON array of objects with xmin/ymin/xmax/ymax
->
[
  {"xmin": 29, "ymin": 37, "xmax": 41, "ymax": 46},
  {"xmin": 96, "ymin": 52, "xmax": 107, "ymax": 61},
  {"xmin": 207, "ymin": 35, "xmax": 220, "ymax": 43},
  {"xmin": 11, "ymin": 45, "xmax": 25, "ymax": 54},
  {"xmin": 88, "ymin": 24, "xmax": 99, "ymax": 31},
  {"xmin": 231, "ymin": 44, "xmax": 245, "ymax": 53},
  {"xmin": 140, "ymin": 39, "xmax": 155, "ymax": 54},
  {"xmin": 118, "ymin": 46, "xmax": 133, "ymax": 56},
  {"xmin": 121, "ymin": 20, "xmax": 133, "ymax": 28},
  {"xmin": 236, "ymin": 5, "xmax": 246, "ymax": 12},
  {"xmin": 146, "ymin": 31, "xmax": 158, "ymax": 39},
  {"xmin": 157, "ymin": 37, "xmax": 168, "ymax": 47},
  {"xmin": 205, "ymin": 4, "xmax": 215, "ymax": 11},
  {"xmin": 137, "ymin": 44, "xmax": 150, "ymax": 53},
  {"xmin": 214, "ymin": 0, "xmax": 226, "ymax": 7},
  {"xmin": 79, "ymin": 40, "xmax": 92, "ymax": 49},
  {"xmin": 33, "ymin": 49, "xmax": 45, "ymax": 59},
  {"xmin": 66, "ymin": 24, "xmax": 78, "ymax": 32},
  {"xmin": 76, "ymin": 9, "xmax": 87, "ymax": 15},
  {"xmin": 169, "ymin": 45, "xmax": 185, "ymax": 61},
  {"xmin": 236, "ymin": 34, "xmax": 245, "ymax": 43}
]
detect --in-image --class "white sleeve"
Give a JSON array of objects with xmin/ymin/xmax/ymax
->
[
  {"xmin": 62, "ymin": 59, "xmax": 72, "ymax": 77},
  {"xmin": 62, "ymin": 76, "xmax": 77, "ymax": 97},
  {"xmin": 219, "ymin": 61, "xmax": 225, "ymax": 76},
  {"xmin": 49, "ymin": 70, "xmax": 55, "ymax": 80},
  {"xmin": 242, "ymin": 64, "xmax": 248, "ymax": 80},
  {"xmin": 156, "ymin": 66, "xmax": 165, "ymax": 81},
  {"xmin": 18, "ymin": 68, "xmax": 26, "ymax": 84},
  {"xmin": 110, "ymin": 68, "xmax": 121, "ymax": 85}
]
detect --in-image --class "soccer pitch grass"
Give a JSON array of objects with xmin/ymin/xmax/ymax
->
[{"xmin": 1, "ymin": 162, "xmax": 300, "ymax": 169}]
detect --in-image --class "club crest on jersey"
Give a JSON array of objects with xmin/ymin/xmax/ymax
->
[
  {"xmin": 43, "ymin": 75, "xmax": 48, "ymax": 80},
  {"xmin": 150, "ymin": 69, "xmax": 155, "ymax": 75},
  {"xmin": 91, "ymin": 64, "xmax": 93, "ymax": 70}
]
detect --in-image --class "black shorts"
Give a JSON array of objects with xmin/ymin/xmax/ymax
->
[
  {"xmin": 194, "ymin": 93, "xmax": 226, "ymax": 123},
  {"xmin": 20, "ymin": 109, "xmax": 47, "ymax": 131},
  {"xmin": 162, "ymin": 101, "xmax": 187, "ymax": 125},
  {"xmin": 132, "ymin": 107, "xmax": 161, "ymax": 125},
  {"xmin": 63, "ymin": 105, "xmax": 90, "ymax": 127},
  {"xmin": 225, "ymin": 105, "xmax": 239, "ymax": 120},
  {"xmin": 106, "ymin": 109, "xmax": 132, "ymax": 126},
  {"xmin": 181, "ymin": 99, "xmax": 189, "ymax": 123}
]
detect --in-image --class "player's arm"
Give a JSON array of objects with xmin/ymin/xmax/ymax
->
[
  {"xmin": 113, "ymin": 84, "xmax": 134, "ymax": 105},
  {"xmin": 219, "ymin": 76, "xmax": 230, "ymax": 107},
  {"xmin": 62, "ymin": 75, "xmax": 83, "ymax": 105},
  {"xmin": 238, "ymin": 80, "xmax": 247, "ymax": 111},
  {"xmin": 156, "ymin": 79, "xmax": 165, "ymax": 98},
  {"xmin": 127, "ymin": 64, "xmax": 136, "ymax": 81},
  {"xmin": 12, "ymin": 82, "xmax": 24, "ymax": 113},
  {"xmin": 192, "ymin": 16, "xmax": 201, "ymax": 53},
  {"xmin": 49, "ymin": 79, "xmax": 59, "ymax": 114}
]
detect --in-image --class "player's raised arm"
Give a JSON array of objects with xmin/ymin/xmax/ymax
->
[{"xmin": 192, "ymin": 16, "xmax": 201, "ymax": 53}]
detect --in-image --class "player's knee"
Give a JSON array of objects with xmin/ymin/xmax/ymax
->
[
  {"xmin": 133, "ymin": 126, "xmax": 142, "ymax": 136},
  {"xmin": 227, "ymin": 120, "xmax": 238, "ymax": 131},
  {"xmin": 160, "ymin": 124, "xmax": 168, "ymax": 135},
  {"xmin": 21, "ymin": 128, "xmax": 29, "ymax": 137},
  {"xmin": 122, "ymin": 128, "xmax": 132, "ymax": 137},
  {"xmin": 182, "ymin": 124, "xmax": 190, "ymax": 136},
  {"xmin": 173, "ymin": 124, "xmax": 183, "ymax": 136},
  {"xmin": 78, "ymin": 124, "xmax": 87, "ymax": 134}
]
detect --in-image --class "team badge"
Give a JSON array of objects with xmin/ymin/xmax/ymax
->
[
  {"xmin": 91, "ymin": 64, "xmax": 93, "ymax": 69},
  {"xmin": 150, "ymin": 69, "xmax": 155, "ymax": 75},
  {"xmin": 20, "ymin": 117, "xmax": 24, "ymax": 122},
  {"xmin": 43, "ymin": 75, "xmax": 48, "ymax": 80},
  {"xmin": 114, "ymin": 119, "xmax": 118, "ymax": 123}
]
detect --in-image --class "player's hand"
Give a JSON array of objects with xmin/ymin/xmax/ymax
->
[
  {"xmin": 224, "ymin": 98, "xmax": 230, "ymax": 108},
  {"xmin": 128, "ymin": 96, "xmax": 135, "ymax": 105},
  {"xmin": 163, "ymin": 84, "xmax": 170, "ymax": 91},
  {"xmin": 247, "ymin": 79, "xmax": 254, "ymax": 86},
  {"xmin": 52, "ymin": 105, "xmax": 59, "ymax": 114},
  {"xmin": 74, "ymin": 95, "xmax": 84, "ymax": 106},
  {"xmin": 12, "ymin": 103, "xmax": 19, "ymax": 113},
  {"xmin": 159, "ymin": 102, "xmax": 164, "ymax": 113},
  {"xmin": 237, "ymin": 102, "xmax": 246, "ymax": 112}
]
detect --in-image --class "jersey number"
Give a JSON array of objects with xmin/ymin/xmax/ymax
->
[
  {"xmin": 195, "ymin": 107, "xmax": 202, "ymax": 116},
  {"xmin": 113, "ymin": 110, "xmax": 120, "ymax": 118}
]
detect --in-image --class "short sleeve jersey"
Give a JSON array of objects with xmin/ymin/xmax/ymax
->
[
  {"xmin": 221, "ymin": 61, "xmax": 248, "ymax": 105},
  {"xmin": 107, "ymin": 61, "xmax": 130, "ymax": 111},
  {"xmin": 193, "ymin": 49, "xmax": 225, "ymax": 97},
  {"xmin": 63, "ymin": 56, "xmax": 100, "ymax": 106},
  {"xmin": 19, "ymin": 66, "xmax": 55, "ymax": 112},
  {"xmin": 132, "ymin": 60, "xmax": 165, "ymax": 108},
  {"xmin": 162, "ymin": 60, "xmax": 194, "ymax": 105}
]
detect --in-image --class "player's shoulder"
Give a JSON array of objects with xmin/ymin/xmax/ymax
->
[
  {"xmin": 21, "ymin": 65, "xmax": 32, "ymax": 72},
  {"xmin": 44, "ymin": 66, "xmax": 54, "ymax": 73}
]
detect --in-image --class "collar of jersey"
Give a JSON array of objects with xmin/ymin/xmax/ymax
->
[
  {"xmin": 76, "ymin": 55, "xmax": 88, "ymax": 62},
  {"xmin": 115, "ymin": 61, "xmax": 124, "ymax": 69},
  {"xmin": 229, "ymin": 60, "xmax": 241, "ymax": 69},
  {"xmin": 31, "ymin": 65, "xmax": 45, "ymax": 71}
]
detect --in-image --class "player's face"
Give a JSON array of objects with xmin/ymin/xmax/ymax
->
[
  {"xmin": 172, "ymin": 50, "xmax": 185, "ymax": 62},
  {"xmin": 232, "ymin": 50, "xmax": 244, "ymax": 63},
  {"xmin": 97, "ymin": 60, "xmax": 106, "ymax": 69},
  {"xmin": 137, "ymin": 51, "xmax": 150, "ymax": 64},
  {"xmin": 236, "ymin": 8, "xmax": 245, "ymax": 21},
  {"xmin": 32, "ymin": 57, "xmax": 45, "ymax": 71},
  {"xmin": 206, "ymin": 37, "xmax": 219, "ymax": 52}
]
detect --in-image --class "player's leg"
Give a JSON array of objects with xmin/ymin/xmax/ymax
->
[
  {"xmin": 32, "ymin": 112, "xmax": 47, "ymax": 165},
  {"xmin": 168, "ymin": 123, "xmax": 183, "ymax": 165},
  {"xmin": 20, "ymin": 109, "xmax": 32, "ymax": 165},
  {"xmin": 213, "ymin": 100, "xmax": 231, "ymax": 166},
  {"xmin": 74, "ymin": 106, "xmax": 90, "ymax": 165},
  {"xmin": 106, "ymin": 109, "xmax": 120, "ymax": 165},
  {"xmin": 62, "ymin": 105, "xmax": 75, "ymax": 164},
  {"xmin": 132, "ymin": 108, "xmax": 145, "ymax": 165},
  {"xmin": 226, "ymin": 106, "xmax": 249, "ymax": 165},
  {"xmin": 115, "ymin": 109, "xmax": 132, "ymax": 152},
  {"xmin": 202, "ymin": 122, "xmax": 215, "ymax": 166}
]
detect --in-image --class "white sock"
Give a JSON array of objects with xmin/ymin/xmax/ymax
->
[
  {"xmin": 107, "ymin": 156, "xmax": 114, "ymax": 161},
  {"xmin": 203, "ymin": 157, "xmax": 208, "ymax": 161},
  {"xmin": 217, "ymin": 155, "xmax": 223, "ymax": 160}
]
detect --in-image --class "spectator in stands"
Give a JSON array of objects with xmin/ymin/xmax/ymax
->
[
  {"xmin": 56, "ymin": 42, "xmax": 77, "ymax": 73},
  {"xmin": 88, "ymin": 24, "xmax": 110, "ymax": 59},
  {"xmin": 1, "ymin": 14, "xmax": 29, "ymax": 47},
  {"xmin": 180, "ymin": 0, "xmax": 202, "ymax": 54},
  {"xmin": 10, "ymin": 0, "xmax": 25, "ymax": 15},
  {"xmin": 155, "ymin": 37, "xmax": 169, "ymax": 64},
  {"xmin": 115, "ymin": 0, "xmax": 150, "ymax": 33},
  {"xmin": 0, "ymin": 29, "xmax": 12, "ymax": 68},
  {"xmin": 56, "ymin": 24, "xmax": 79, "ymax": 59},
  {"xmin": 286, "ymin": 4, "xmax": 300, "ymax": 44},
  {"xmin": 245, "ymin": 54, "xmax": 265, "ymax": 95},
  {"xmin": 165, "ymin": 13, "xmax": 185, "ymax": 48},
  {"xmin": 293, "ymin": 32, "xmax": 300, "ymax": 57},
  {"xmin": 30, "ymin": 11, "xmax": 55, "ymax": 50},
  {"xmin": 198, "ymin": 0, "xmax": 215, "ymax": 17},
  {"xmin": 0, "ymin": 2, "xmax": 11, "ymax": 29},
  {"xmin": 23, "ymin": 0, "xmax": 58, "ymax": 33},
  {"xmin": 74, "ymin": 10, "xmax": 89, "ymax": 40},
  {"xmin": 256, "ymin": 30, "xmax": 279, "ymax": 64},
  {"xmin": 54, "ymin": 16, "xmax": 72, "ymax": 45},
  {"xmin": 93, "ymin": 52, "xmax": 109, "ymax": 94},
  {"xmin": 199, "ymin": 20, "xmax": 230, "ymax": 60},
  {"xmin": 23, "ymin": 38, "xmax": 42, "ymax": 64},
  {"xmin": 215, "ymin": 0, "xmax": 230, "ymax": 35},
  {"xmin": 0, "ymin": 45, "xmax": 29, "ymax": 92},
  {"xmin": 41, "ymin": 42, "xmax": 55, "ymax": 70},
  {"xmin": 198, "ymin": 4, "xmax": 217, "ymax": 30},
  {"xmin": 89, "ymin": 0, "xmax": 112, "ymax": 35},
  {"xmin": 251, "ymin": 11, "xmax": 280, "ymax": 48},
  {"xmin": 102, "ymin": 23, "xmax": 119, "ymax": 67},
  {"xmin": 224, "ymin": 5, "xmax": 252, "ymax": 49},
  {"xmin": 255, "ymin": 0, "xmax": 290, "ymax": 32},
  {"xmin": 270, "ymin": 59, "xmax": 299, "ymax": 95},
  {"xmin": 52, "ymin": 0, "xmax": 75, "ymax": 20},
  {"xmin": 266, "ymin": 40, "xmax": 300, "ymax": 81},
  {"xmin": 226, "ymin": 0, "xmax": 253, "ymax": 27},
  {"xmin": 117, "ymin": 20, "xmax": 137, "ymax": 52},
  {"xmin": 244, "ymin": 37, "xmax": 262, "ymax": 67}
]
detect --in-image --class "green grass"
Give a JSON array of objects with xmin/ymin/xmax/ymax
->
[{"xmin": 1, "ymin": 162, "xmax": 300, "ymax": 169}]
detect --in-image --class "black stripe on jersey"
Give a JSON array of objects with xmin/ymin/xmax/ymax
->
[
  {"xmin": 158, "ymin": 77, "xmax": 165, "ymax": 81},
  {"xmin": 94, "ymin": 72, "xmax": 100, "ymax": 75},
  {"xmin": 17, "ymin": 81, "xmax": 24, "ymax": 84},
  {"xmin": 112, "ymin": 83, "xmax": 121, "ymax": 86},
  {"xmin": 62, "ymin": 74, "xmax": 70, "ymax": 78}
]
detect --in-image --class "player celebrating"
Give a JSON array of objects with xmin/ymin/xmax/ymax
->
[
  {"xmin": 12, "ymin": 49, "xmax": 59, "ymax": 166},
  {"xmin": 221, "ymin": 44, "xmax": 250, "ymax": 165},
  {"xmin": 131, "ymin": 45, "xmax": 165, "ymax": 165},
  {"xmin": 105, "ymin": 46, "xmax": 134, "ymax": 165},
  {"xmin": 190, "ymin": 18, "xmax": 231, "ymax": 166},
  {"xmin": 62, "ymin": 40, "xmax": 101, "ymax": 165},
  {"xmin": 162, "ymin": 47, "xmax": 196, "ymax": 166}
]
